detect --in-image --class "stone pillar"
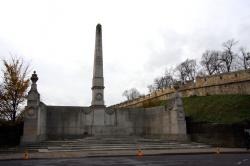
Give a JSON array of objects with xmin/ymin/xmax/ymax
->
[
  {"xmin": 91, "ymin": 24, "xmax": 105, "ymax": 107},
  {"xmin": 21, "ymin": 71, "xmax": 41, "ymax": 144},
  {"xmin": 27, "ymin": 71, "xmax": 40, "ymax": 106},
  {"xmin": 169, "ymin": 84, "xmax": 187, "ymax": 140},
  {"xmin": 171, "ymin": 91, "xmax": 187, "ymax": 134},
  {"xmin": 87, "ymin": 24, "xmax": 111, "ymax": 135}
]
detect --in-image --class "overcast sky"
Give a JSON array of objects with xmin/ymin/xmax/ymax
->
[{"xmin": 0, "ymin": 0, "xmax": 250, "ymax": 106}]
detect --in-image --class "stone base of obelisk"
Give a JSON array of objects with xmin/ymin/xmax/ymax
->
[
  {"xmin": 86, "ymin": 106, "xmax": 129, "ymax": 136},
  {"xmin": 92, "ymin": 107, "xmax": 105, "ymax": 126},
  {"xmin": 89, "ymin": 106, "xmax": 108, "ymax": 135}
]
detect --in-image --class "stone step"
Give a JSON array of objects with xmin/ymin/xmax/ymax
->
[
  {"xmin": 22, "ymin": 137, "xmax": 211, "ymax": 152},
  {"xmin": 27, "ymin": 142, "xmax": 208, "ymax": 146},
  {"xmin": 39, "ymin": 139, "xmax": 183, "ymax": 144},
  {"xmin": 28, "ymin": 146, "xmax": 210, "ymax": 152},
  {"xmin": 29, "ymin": 143, "xmax": 200, "ymax": 146},
  {"xmin": 26, "ymin": 143, "xmax": 209, "ymax": 149},
  {"xmin": 25, "ymin": 144, "xmax": 210, "ymax": 152}
]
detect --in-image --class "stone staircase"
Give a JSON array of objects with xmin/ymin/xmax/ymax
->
[{"xmin": 23, "ymin": 136, "xmax": 211, "ymax": 152}]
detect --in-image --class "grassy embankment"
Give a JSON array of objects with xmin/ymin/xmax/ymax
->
[{"xmin": 143, "ymin": 95, "xmax": 250, "ymax": 124}]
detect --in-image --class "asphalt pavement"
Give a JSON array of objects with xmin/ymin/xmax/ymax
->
[{"xmin": 0, "ymin": 154, "xmax": 250, "ymax": 166}]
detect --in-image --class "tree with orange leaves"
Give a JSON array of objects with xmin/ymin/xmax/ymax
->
[{"xmin": 0, "ymin": 57, "xmax": 29, "ymax": 122}]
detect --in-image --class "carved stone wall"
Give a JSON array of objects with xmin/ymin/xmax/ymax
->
[{"xmin": 22, "ymin": 80, "xmax": 187, "ymax": 143}]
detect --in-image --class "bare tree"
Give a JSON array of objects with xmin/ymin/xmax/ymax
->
[
  {"xmin": 176, "ymin": 59, "xmax": 197, "ymax": 83},
  {"xmin": 153, "ymin": 77, "xmax": 164, "ymax": 90},
  {"xmin": 200, "ymin": 50, "xmax": 223, "ymax": 75},
  {"xmin": 147, "ymin": 68, "xmax": 176, "ymax": 93},
  {"xmin": 122, "ymin": 88, "xmax": 141, "ymax": 101},
  {"xmin": 0, "ymin": 57, "xmax": 29, "ymax": 122},
  {"xmin": 238, "ymin": 47, "xmax": 250, "ymax": 69},
  {"xmin": 220, "ymin": 39, "xmax": 238, "ymax": 72},
  {"xmin": 164, "ymin": 68, "xmax": 176, "ymax": 87},
  {"xmin": 153, "ymin": 75, "xmax": 174, "ymax": 90},
  {"xmin": 147, "ymin": 85, "xmax": 156, "ymax": 93}
]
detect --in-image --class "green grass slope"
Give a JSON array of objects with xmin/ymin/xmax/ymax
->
[
  {"xmin": 142, "ymin": 95, "xmax": 250, "ymax": 124},
  {"xmin": 183, "ymin": 95, "xmax": 250, "ymax": 124}
]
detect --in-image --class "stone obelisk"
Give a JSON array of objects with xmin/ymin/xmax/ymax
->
[{"xmin": 91, "ymin": 24, "xmax": 105, "ymax": 108}]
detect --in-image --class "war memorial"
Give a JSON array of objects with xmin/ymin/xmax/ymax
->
[
  {"xmin": 1, "ymin": 24, "xmax": 250, "ymax": 166},
  {"xmin": 21, "ymin": 24, "xmax": 187, "ymax": 144}
]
